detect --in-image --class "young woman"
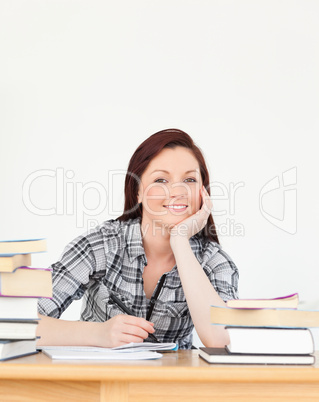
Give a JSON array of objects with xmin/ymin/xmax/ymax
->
[{"xmin": 37, "ymin": 129, "xmax": 239, "ymax": 349}]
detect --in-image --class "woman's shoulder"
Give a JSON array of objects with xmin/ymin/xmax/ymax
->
[
  {"xmin": 97, "ymin": 218, "xmax": 140, "ymax": 237},
  {"xmin": 52, "ymin": 219, "xmax": 142, "ymax": 276},
  {"xmin": 88, "ymin": 217, "xmax": 141, "ymax": 251},
  {"xmin": 64, "ymin": 218, "xmax": 141, "ymax": 253}
]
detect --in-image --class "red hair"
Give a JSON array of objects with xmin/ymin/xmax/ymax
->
[{"xmin": 117, "ymin": 128, "xmax": 219, "ymax": 244}]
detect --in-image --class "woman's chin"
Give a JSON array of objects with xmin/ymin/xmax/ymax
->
[
  {"xmin": 161, "ymin": 214, "xmax": 189, "ymax": 227},
  {"xmin": 143, "ymin": 210, "xmax": 192, "ymax": 229}
]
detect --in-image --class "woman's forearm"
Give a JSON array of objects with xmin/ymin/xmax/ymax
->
[
  {"xmin": 36, "ymin": 313, "xmax": 155, "ymax": 348},
  {"xmin": 36, "ymin": 313, "xmax": 102, "ymax": 347},
  {"xmin": 170, "ymin": 236, "xmax": 230, "ymax": 347}
]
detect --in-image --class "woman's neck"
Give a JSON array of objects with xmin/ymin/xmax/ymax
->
[{"xmin": 141, "ymin": 218, "xmax": 175, "ymax": 263}]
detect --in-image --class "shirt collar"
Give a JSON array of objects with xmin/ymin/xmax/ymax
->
[
  {"xmin": 126, "ymin": 218, "xmax": 146, "ymax": 263},
  {"xmin": 125, "ymin": 218, "xmax": 213, "ymax": 265}
]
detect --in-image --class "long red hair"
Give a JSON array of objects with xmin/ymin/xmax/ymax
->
[{"xmin": 117, "ymin": 128, "xmax": 219, "ymax": 244}]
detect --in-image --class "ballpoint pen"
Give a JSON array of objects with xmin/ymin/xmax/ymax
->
[{"xmin": 109, "ymin": 293, "xmax": 160, "ymax": 343}]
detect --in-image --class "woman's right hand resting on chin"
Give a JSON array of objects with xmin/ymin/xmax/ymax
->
[{"xmin": 36, "ymin": 313, "xmax": 155, "ymax": 348}]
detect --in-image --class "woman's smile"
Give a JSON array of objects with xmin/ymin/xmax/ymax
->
[{"xmin": 163, "ymin": 203, "xmax": 189, "ymax": 213}]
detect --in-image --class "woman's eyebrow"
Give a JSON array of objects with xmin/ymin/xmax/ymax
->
[{"xmin": 150, "ymin": 169, "xmax": 199, "ymax": 175}]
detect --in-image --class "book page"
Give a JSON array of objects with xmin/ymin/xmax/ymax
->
[
  {"xmin": 42, "ymin": 349, "xmax": 163, "ymax": 360},
  {"xmin": 39, "ymin": 341, "xmax": 177, "ymax": 353}
]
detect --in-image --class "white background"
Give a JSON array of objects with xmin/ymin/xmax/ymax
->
[{"xmin": 1, "ymin": 1, "xmax": 319, "ymax": 346}]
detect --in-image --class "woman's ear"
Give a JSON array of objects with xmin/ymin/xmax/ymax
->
[{"xmin": 137, "ymin": 193, "xmax": 142, "ymax": 204}]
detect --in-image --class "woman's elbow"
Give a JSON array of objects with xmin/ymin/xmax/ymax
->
[{"xmin": 201, "ymin": 327, "xmax": 230, "ymax": 348}]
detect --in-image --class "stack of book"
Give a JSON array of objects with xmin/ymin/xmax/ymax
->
[
  {"xmin": 0, "ymin": 239, "xmax": 52, "ymax": 361},
  {"xmin": 199, "ymin": 293, "xmax": 317, "ymax": 365}
]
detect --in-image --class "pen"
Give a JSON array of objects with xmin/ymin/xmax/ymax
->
[{"xmin": 110, "ymin": 293, "xmax": 160, "ymax": 343}]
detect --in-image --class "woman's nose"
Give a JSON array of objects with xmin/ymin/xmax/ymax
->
[{"xmin": 168, "ymin": 182, "xmax": 189, "ymax": 198}]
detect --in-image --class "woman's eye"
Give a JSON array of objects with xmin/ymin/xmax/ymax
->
[
  {"xmin": 155, "ymin": 178, "xmax": 167, "ymax": 183},
  {"xmin": 184, "ymin": 178, "xmax": 196, "ymax": 183}
]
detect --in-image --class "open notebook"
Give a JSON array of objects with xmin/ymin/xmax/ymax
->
[{"xmin": 39, "ymin": 342, "xmax": 177, "ymax": 360}]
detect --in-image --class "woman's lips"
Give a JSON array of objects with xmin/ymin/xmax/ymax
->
[{"xmin": 163, "ymin": 204, "xmax": 188, "ymax": 212}]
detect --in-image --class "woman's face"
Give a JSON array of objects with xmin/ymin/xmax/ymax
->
[{"xmin": 138, "ymin": 146, "xmax": 202, "ymax": 229}]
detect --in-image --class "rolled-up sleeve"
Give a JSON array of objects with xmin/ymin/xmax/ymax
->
[
  {"xmin": 38, "ymin": 235, "xmax": 98, "ymax": 318},
  {"xmin": 203, "ymin": 246, "xmax": 239, "ymax": 302}
]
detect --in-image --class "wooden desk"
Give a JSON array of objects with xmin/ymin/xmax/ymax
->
[{"xmin": 1, "ymin": 351, "xmax": 319, "ymax": 401}]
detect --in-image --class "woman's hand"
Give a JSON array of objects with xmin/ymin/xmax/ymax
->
[
  {"xmin": 95, "ymin": 315, "xmax": 155, "ymax": 348},
  {"xmin": 169, "ymin": 186, "xmax": 212, "ymax": 244}
]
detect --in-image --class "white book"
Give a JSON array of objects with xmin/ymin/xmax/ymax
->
[
  {"xmin": 0, "ymin": 321, "xmax": 38, "ymax": 339},
  {"xmin": 226, "ymin": 327, "xmax": 314, "ymax": 355},
  {"xmin": 0, "ymin": 297, "xmax": 39, "ymax": 320},
  {"xmin": 42, "ymin": 349, "xmax": 163, "ymax": 360},
  {"xmin": 199, "ymin": 347, "xmax": 315, "ymax": 365},
  {"xmin": 0, "ymin": 339, "xmax": 38, "ymax": 361}
]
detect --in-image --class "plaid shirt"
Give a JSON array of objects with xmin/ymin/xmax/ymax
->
[{"xmin": 38, "ymin": 218, "xmax": 239, "ymax": 349}]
